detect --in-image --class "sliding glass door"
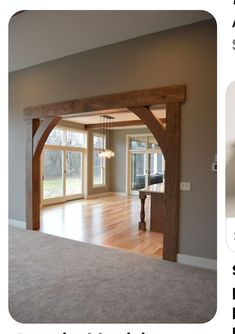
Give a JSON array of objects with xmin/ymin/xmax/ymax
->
[
  {"xmin": 43, "ymin": 149, "xmax": 64, "ymax": 201},
  {"xmin": 41, "ymin": 127, "xmax": 86, "ymax": 205},
  {"xmin": 65, "ymin": 151, "xmax": 82, "ymax": 197},
  {"xmin": 128, "ymin": 135, "xmax": 165, "ymax": 195}
]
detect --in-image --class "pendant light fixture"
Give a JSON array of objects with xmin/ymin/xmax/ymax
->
[{"xmin": 99, "ymin": 115, "xmax": 115, "ymax": 159}]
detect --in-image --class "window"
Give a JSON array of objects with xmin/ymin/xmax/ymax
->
[
  {"xmin": 67, "ymin": 130, "xmax": 86, "ymax": 148},
  {"xmin": 46, "ymin": 127, "xmax": 87, "ymax": 148},
  {"xmin": 148, "ymin": 136, "xmax": 159, "ymax": 149},
  {"xmin": 46, "ymin": 128, "xmax": 64, "ymax": 146},
  {"xmin": 129, "ymin": 137, "xmax": 147, "ymax": 150},
  {"xmin": 93, "ymin": 134, "xmax": 104, "ymax": 149},
  {"xmin": 93, "ymin": 134, "xmax": 106, "ymax": 187}
]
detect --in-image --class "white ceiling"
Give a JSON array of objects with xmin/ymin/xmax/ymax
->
[
  {"xmin": 9, "ymin": 10, "xmax": 212, "ymax": 72},
  {"xmin": 68, "ymin": 112, "xmax": 140, "ymax": 125},
  {"xmin": 66, "ymin": 108, "xmax": 166, "ymax": 127}
]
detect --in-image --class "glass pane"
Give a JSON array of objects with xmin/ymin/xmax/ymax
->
[
  {"xmin": 66, "ymin": 151, "xmax": 82, "ymax": 195},
  {"xmin": 131, "ymin": 153, "xmax": 146, "ymax": 190},
  {"xmin": 148, "ymin": 136, "xmax": 159, "ymax": 149},
  {"xmin": 67, "ymin": 131, "xmax": 86, "ymax": 147},
  {"xmin": 46, "ymin": 128, "xmax": 64, "ymax": 146},
  {"xmin": 148, "ymin": 153, "xmax": 164, "ymax": 186},
  {"xmin": 93, "ymin": 151, "xmax": 104, "ymax": 185},
  {"xmin": 43, "ymin": 150, "xmax": 63, "ymax": 199},
  {"xmin": 129, "ymin": 137, "xmax": 146, "ymax": 150},
  {"xmin": 93, "ymin": 135, "xmax": 104, "ymax": 149}
]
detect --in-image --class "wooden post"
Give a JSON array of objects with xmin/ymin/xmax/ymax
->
[
  {"xmin": 25, "ymin": 118, "xmax": 41, "ymax": 230},
  {"xmin": 163, "ymin": 103, "xmax": 181, "ymax": 261},
  {"xmin": 25, "ymin": 116, "xmax": 61, "ymax": 230},
  {"xmin": 139, "ymin": 192, "xmax": 147, "ymax": 231}
]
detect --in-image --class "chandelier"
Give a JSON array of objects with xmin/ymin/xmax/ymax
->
[{"xmin": 98, "ymin": 115, "xmax": 115, "ymax": 159}]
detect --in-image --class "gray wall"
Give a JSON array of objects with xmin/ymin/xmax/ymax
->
[
  {"xmin": 226, "ymin": 82, "xmax": 235, "ymax": 196},
  {"xmin": 9, "ymin": 19, "xmax": 217, "ymax": 259},
  {"xmin": 226, "ymin": 82, "xmax": 235, "ymax": 216}
]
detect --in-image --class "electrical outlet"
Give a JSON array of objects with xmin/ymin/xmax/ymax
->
[
  {"xmin": 212, "ymin": 162, "xmax": 217, "ymax": 172},
  {"xmin": 180, "ymin": 182, "xmax": 191, "ymax": 191}
]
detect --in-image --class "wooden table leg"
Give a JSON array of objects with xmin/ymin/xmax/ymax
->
[{"xmin": 139, "ymin": 192, "xmax": 147, "ymax": 231}]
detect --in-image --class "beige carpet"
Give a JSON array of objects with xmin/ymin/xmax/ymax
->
[{"xmin": 9, "ymin": 226, "xmax": 216, "ymax": 323}]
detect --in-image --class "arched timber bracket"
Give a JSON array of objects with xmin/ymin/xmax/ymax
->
[
  {"xmin": 33, "ymin": 116, "xmax": 61, "ymax": 160},
  {"xmin": 24, "ymin": 85, "xmax": 186, "ymax": 262},
  {"xmin": 25, "ymin": 116, "xmax": 61, "ymax": 230},
  {"xmin": 128, "ymin": 106, "xmax": 166, "ymax": 157}
]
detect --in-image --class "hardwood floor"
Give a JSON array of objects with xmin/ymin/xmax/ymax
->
[{"xmin": 40, "ymin": 195, "xmax": 163, "ymax": 257}]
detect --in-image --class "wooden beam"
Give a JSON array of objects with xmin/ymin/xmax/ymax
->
[
  {"xmin": 163, "ymin": 103, "xmax": 181, "ymax": 262},
  {"xmin": 25, "ymin": 86, "xmax": 185, "ymax": 262},
  {"xmin": 85, "ymin": 120, "xmax": 144, "ymax": 129},
  {"xmin": 84, "ymin": 118, "xmax": 166, "ymax": 129},
  {"xmin": 128, "ymin": 106, "xmax": 166, "ymax": 157},
  {"xmin": 24, "ymin": 85, "xmax": 186, "ymax": 119},
  {"xmin": 26, "ymin": 117, "xmax": 61, "ymax": 230},
  {"xmin": 63, "ymin": 107, "xmax": 130, "ymax": 118}
]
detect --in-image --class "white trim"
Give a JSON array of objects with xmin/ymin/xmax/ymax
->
[
  {"xmin": 9, "ymin": 219, "xmax": 26, "ymax": 229},
  {"xmin": 177, "ymin": 253, "xmax": 217, "ymax": 270},
  {"xmin": 41, "ymin": 146, "xmax": 85, "ymax": 206}
]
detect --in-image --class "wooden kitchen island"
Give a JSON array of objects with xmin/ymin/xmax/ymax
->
[{"xmin": 139, "ymin": 183, "xmax": 165, "ymax": 233}]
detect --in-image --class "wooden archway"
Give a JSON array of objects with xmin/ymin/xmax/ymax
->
[{"xmin": 24, "ymin": 85, "xmax": 186, "ymax": 261}]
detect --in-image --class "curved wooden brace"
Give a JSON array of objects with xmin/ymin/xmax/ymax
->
[
  {"xmin": 128, "ymin": 106, "xmax": 166, "ymax": 157},
  {"xmin": 33, "ymin": 116, "xmax": 61, "ymax": 160}
]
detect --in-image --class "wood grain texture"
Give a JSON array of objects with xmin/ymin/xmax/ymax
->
[
  {"xmin": 85, "ymin": 120, "xmax": 144, "ymax": 129},
  {"xmin": 40, "ymin": 195, "xmax": 163, "ymax": 257},
  {"xmin": 150, "ymin": 193, "xmax": 165, "ymax": 233},
  {"xmin": 33, "ymin": 116, "xmax": 61, "ymax": 159},
  {"xmin": 84, "ymin": 118, "xmax": 166, "ymax": 129},
  {"xmin": 139, "ymin": 192, "xmax": 147, "ymax": 231},
  {"xmin": 129, "ymin": 106, "xmax": 166, "ymax": 156},
  {"xmin": 163, "ymin": 103, "xmax": 181, "ymax": 261},
  {"xmin": 24, "ymin": 85, "xmax": 186, "ymax": 119},
  {"xmin": 25, "ymin": 118, "xmax": 40, "ymax": 230}
]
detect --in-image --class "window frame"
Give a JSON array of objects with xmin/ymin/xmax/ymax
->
[
  {"xmin": 92, "ymin": 133, "xmax": 106, "ymax": 188},
  {"xmin": 46, "ymin": 125, "xmax": 87, "ymax": 149}
]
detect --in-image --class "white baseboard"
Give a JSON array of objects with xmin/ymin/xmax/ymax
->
[
  {"xmin": 177, "ymin": 253, "xmax": 217, "ymax": 270},
  {"xmin": 9, "ymin": 219, "xmax": 26, "ymax": 229}
]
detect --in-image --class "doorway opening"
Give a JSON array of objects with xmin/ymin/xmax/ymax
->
[{"xmin": 24, "ymin": 85, "xmax": 186, "ymax": 261}]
